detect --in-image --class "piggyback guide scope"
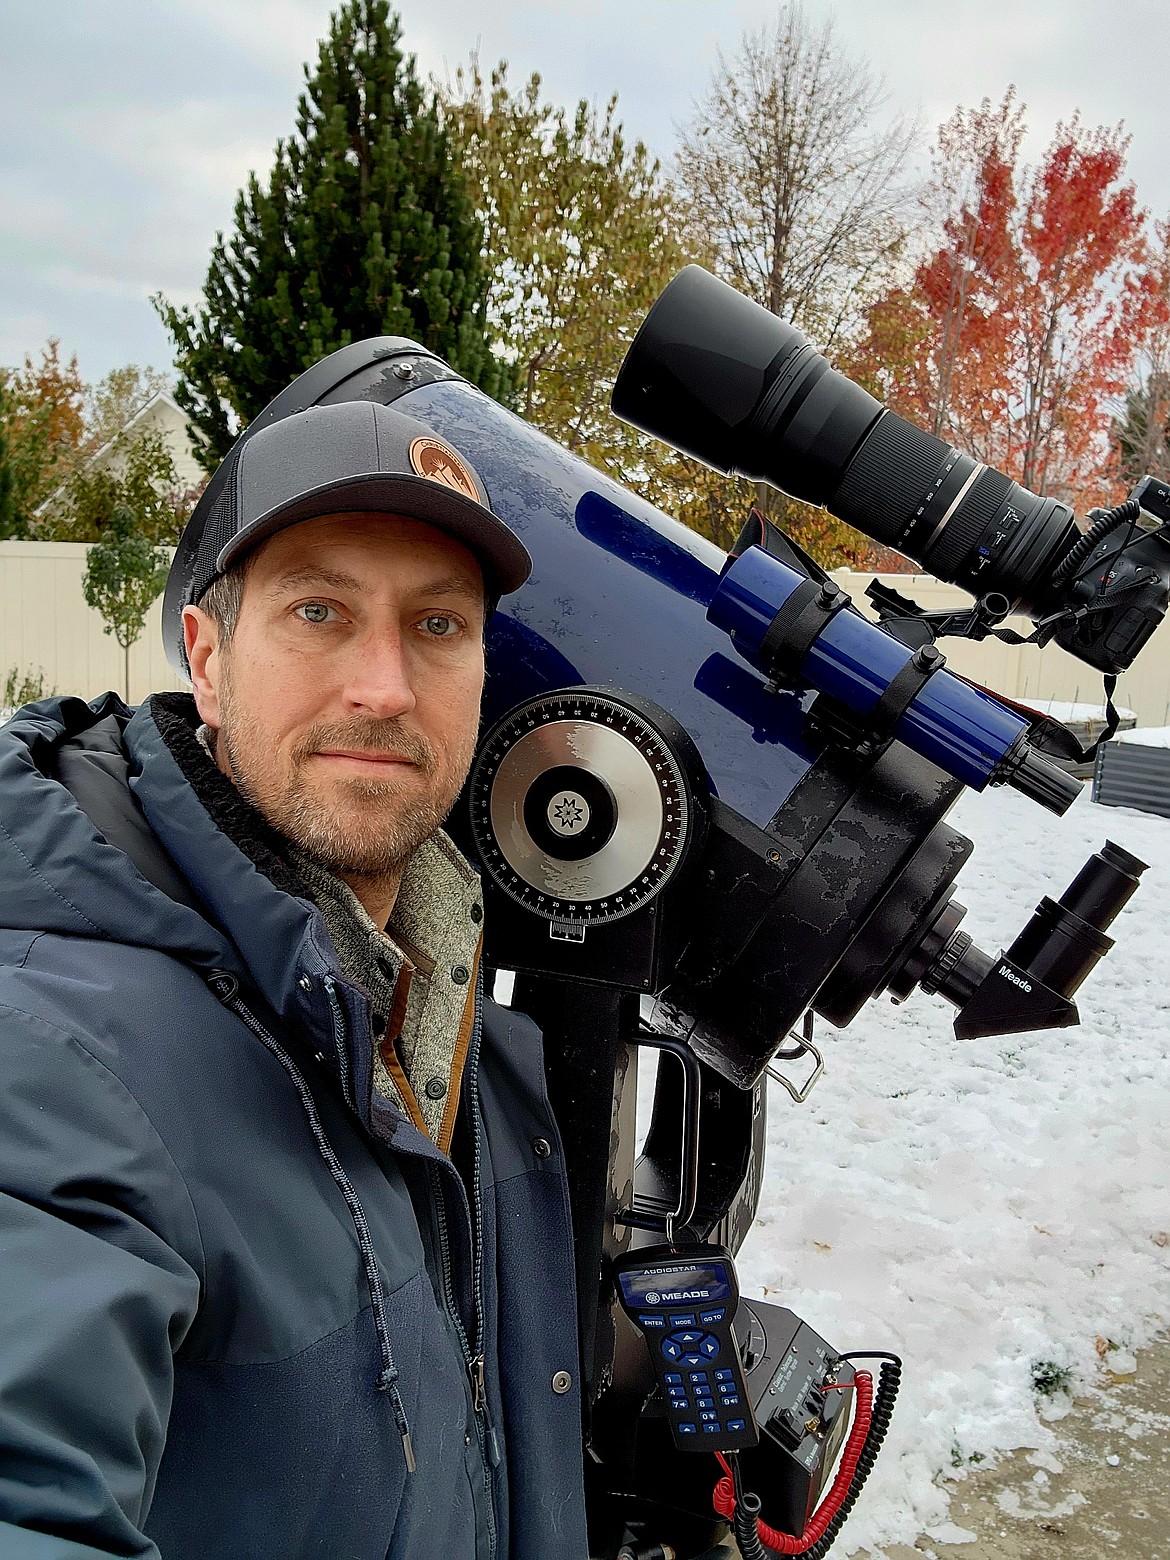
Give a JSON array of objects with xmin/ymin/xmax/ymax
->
[{"xmin": 167, "ymin": 274, "xmax": 1153, "ymax": 1556}]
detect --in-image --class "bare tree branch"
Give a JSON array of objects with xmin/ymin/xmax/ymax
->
[{"xmin": 675, "ymin": 4, "xmax": 920, "ymax": 351}]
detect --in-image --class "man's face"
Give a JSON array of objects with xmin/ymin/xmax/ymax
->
[{"xmin": 185, "ymin": 511, "xmax": 487, "ymax": 881}]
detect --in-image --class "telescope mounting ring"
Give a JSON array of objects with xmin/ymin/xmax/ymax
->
[{"xmin": 469, "ymin": 687, "xmax": 705, "ymax": 926}]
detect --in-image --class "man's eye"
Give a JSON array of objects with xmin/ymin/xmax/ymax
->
[
  {"xmin": 421, "ymin": 614, "xmax": 460, "ymax": 637},
  {"xmin": 295, "ymin": 601, "xmax": 338, "ymax": 624}
]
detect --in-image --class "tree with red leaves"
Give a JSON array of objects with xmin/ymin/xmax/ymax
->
[{"xmin": 851, "ymin": 92, "xmax": 1167, "ymax": 515}]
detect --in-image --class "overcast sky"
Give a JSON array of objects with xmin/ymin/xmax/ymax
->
[{"xmin": 2, "ymin": 0, "xmax": 1167, "ymax": 384}]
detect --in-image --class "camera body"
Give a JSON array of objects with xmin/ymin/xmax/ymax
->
[{"xmin": 1052, "ymin": 475, "xmax": 1170, "ymax": 670}]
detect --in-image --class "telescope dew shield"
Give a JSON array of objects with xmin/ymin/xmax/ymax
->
[{"xmin": 709, "ymin": 547, "xmax": 1079, "ymax": 813}]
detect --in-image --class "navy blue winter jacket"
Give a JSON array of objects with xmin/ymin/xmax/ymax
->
[{"xmin": 0, "ymin": 690, "xmax": 589, "ymax": 1559}]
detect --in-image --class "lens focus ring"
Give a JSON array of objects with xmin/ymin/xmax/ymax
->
[{"xmin": 831, "ymin": 414, "xmax": 954, "ymax": 548}]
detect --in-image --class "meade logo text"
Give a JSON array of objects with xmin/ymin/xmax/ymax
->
[
  {"xmin": 998, "ymin": 964, "xmax": 1033, "ymax": 993},
  {"xmin": 655, "ymin": 1289, "xmax": 711, "ymax": 1302}
]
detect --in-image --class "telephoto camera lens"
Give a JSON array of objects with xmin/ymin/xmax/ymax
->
[{"xmin": 612, "ymin": 265, "xmax": 1081, "ymax": 614}]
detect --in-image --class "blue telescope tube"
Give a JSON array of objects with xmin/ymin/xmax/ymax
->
[{"xmin": 709, "ymin": 547, "xmax": 1027, "ymax": 792}]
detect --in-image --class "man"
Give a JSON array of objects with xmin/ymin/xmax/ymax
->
[{"xmin": 0, "ymin": 400, "xmax": 588, "ymax": 1558}]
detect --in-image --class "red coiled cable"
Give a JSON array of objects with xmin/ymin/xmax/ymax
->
[{"xmin": 711, "ymin": 1370, "xmax": 874, "ymax": 1555}]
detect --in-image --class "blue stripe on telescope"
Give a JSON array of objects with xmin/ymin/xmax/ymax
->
[{"xmin": 709, "ymin": 547, "xmax": 1027, "ymax": 791}]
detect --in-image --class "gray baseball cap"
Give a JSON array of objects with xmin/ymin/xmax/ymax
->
[{"xmin": 187, "ymin": 400, "xmax": 532, "ymax": 608}]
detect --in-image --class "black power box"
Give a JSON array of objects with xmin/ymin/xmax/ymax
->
[
  {"xmin": 620, "ymin": 1297, "xmax": 854, "ymax": 1543},
  {"xmin": 735, "ymin": 1300, "xmax": 854, "ymax": 1537}
]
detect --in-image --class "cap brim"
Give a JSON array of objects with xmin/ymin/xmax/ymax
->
[{"xmin": 216, "ymin": 473, "xmax": 532, "ymax": 595}]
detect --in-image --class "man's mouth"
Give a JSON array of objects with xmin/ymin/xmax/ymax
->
[{"xmin": 315, "ymin": 749, "xmax": 416, "ymax": 767}]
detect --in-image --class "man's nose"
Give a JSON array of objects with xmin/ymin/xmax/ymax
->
[{"xmin": 340, "ymin": 629, "xmax": 418, "ymax": 720}]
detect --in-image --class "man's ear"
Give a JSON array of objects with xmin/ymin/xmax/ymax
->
[{"xmin": 183, "ymin": 605, "xmax": 223, "ymax": 728}]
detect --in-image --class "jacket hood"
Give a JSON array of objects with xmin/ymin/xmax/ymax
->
[
  {"xmin": 0, "ymin": 692, "xmax": 228, "ymax": 963},
  {"xmin": 0, "ymin": 692, "xmax": 349, "ymax": 1047}
]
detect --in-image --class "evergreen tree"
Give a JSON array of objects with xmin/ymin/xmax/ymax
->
[{"xmin": 155, "ymin": 0, "xmax": 500, "ymax": 470}]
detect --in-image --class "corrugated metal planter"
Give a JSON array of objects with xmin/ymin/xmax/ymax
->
[{"xmin": 1093, "ymin": 741, "xmax": 1170, "ymax": 819}]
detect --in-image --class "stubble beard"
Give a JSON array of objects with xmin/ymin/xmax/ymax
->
[{"xmin": 215, "ymin": 657, "xmax": 477, "ymax": 881}]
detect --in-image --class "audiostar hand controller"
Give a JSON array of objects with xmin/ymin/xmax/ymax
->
[{"xmin": 614, "ymin": 1244, "xmax": 759, "ymax": 1452}]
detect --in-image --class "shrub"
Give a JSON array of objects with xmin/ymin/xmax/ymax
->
[{"xmin": 2, "ymin": 666, "xmax": 53, "ymax": 708}]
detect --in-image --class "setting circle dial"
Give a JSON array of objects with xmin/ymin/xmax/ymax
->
[{"xmin": 470, "ymin": 688, "xmax": 700, "ymax": 926}]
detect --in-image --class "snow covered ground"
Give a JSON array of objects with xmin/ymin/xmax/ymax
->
[
  {"xmin": 725, "ymin": 781, "xmax": 1170, "ymax": 1554},
  {"xmin": 1117, "ymin": 725, "xmax": 1170, "ymax": 747}
]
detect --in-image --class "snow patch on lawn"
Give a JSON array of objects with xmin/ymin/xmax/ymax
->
[{"xmin": 729, "ymin": 784, "xmax": 1170, "ymax": 1553}]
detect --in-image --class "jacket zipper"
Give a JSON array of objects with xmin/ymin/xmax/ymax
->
[
  {"xmin": 322, "ymin": 976, "xmax": 355, "ymax": 1110},
  {"xmin": 329, "ymin": 967, "xmax": 495, "ymax": 1555},
  {"xmin": 466, "ymin": 968, "xmax": 492, "ymax": 1434},
  {"xmin": 430, "ymin": 1150, "xmax": 497, "ymax": 1560},
  {"xmin": 467, "ymin": 967, "xmax": 498, "ymax": 1556},
  {"xmin": 429, "ymin": 965, "xmax": 496, "ymax": 1559}
]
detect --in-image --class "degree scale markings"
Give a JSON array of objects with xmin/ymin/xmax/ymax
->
[{"xmin": 470, "ymin": 691, "xmax": 691, "ymax": 926}]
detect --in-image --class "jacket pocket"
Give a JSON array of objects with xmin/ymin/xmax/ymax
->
[{"xmin": 148, "ymin": 1270, "xmax": 478, "ymax": 1560}]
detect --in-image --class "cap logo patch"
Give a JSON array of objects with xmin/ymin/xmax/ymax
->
[{"xmin": 409, "ymin": 437, "xmax": 480, "ymax": 501}]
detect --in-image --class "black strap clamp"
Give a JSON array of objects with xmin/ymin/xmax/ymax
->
[
  {"xmin": 868, "ymin": 641, "xmax": 947, "ymax": 734},
  {"xmin": 758, "ymin": 578, "xmax": 851, "ymax": 681},
  {"xmin": 807, "ymin": 640, "xmax": 948, "ymax": 757}
]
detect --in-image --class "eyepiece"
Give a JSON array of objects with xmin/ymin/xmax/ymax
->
[
  {"xmin": 884, "ymin": 839, "xmax": 1148, "ymax": 1040},
  {"xmin": 993, "ymin": 738, "xmax": 1081, "ymax": 815},
  {"xmin": 1055, "ymin": 840, "xmax": 1146, "ymax": 927},
  {"xmin": 1006, "ymin": 839, "xmax": 1147, "ymax": 996}
]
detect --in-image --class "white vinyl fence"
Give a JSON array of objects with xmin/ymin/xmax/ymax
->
[
  {"xmin": 0, "ymin": 542, "xmax": 184, "ymax": 705},
  {"xmin": 1, "ymin": 542, "xmax": 1168, "ymax": 724}
]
